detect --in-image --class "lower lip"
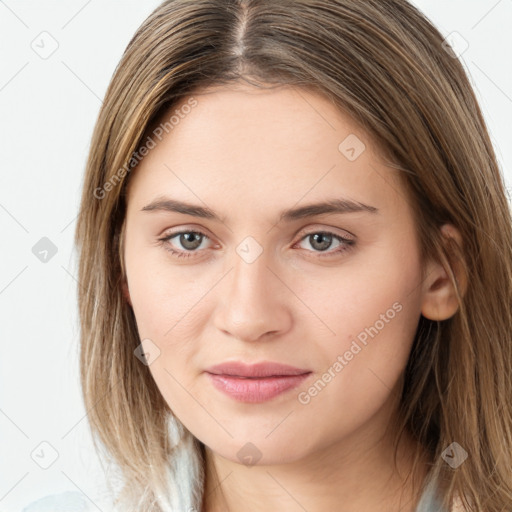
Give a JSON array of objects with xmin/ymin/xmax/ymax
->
[{"xmin": 206, "ymin": 372, "xmax": 311, "ymax": 403}]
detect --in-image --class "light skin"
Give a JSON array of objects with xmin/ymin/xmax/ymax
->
[{"xmin": 122, "ymin": 82, "xmax": 463, "ymax": 512}]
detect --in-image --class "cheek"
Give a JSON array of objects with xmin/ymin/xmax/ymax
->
[
  {"xmin": 284, "ymin": 254, "xmax": 423, "ymax": 452},
  {"xmin": 296, "ymin": 232, "xmax": 423, "ymax": 340},
  {"xmin": 126, "ymin": 256, "xmax": 212, "ymax": 417},
  {"xmin": 294, "ymin": 235, "xmax": 424, "ymax": 396},
  {"xmin": 125, "ymin": 241, "xmax": 216, "ymax": 380},
  {"xmin": 125, "ymin": 237, "xmax": 211, "ymax": 340}
]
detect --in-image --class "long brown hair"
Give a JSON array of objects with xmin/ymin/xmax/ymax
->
[{"xmin": 75, "ymin": 1, "xmax": 512, "ymax": 510}]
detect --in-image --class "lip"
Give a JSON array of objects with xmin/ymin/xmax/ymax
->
[
  {"xmin": 205, "ymin": 361, "xmax": 311, "ymax": 378},
  {"xmin": 204, "ymin": 361, "xmax": 312, "ymax": 403}
]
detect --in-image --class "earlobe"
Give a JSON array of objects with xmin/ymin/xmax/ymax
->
[{"xmin": 421, "ymin": 224, "xmax": 467, "ymax": 321}]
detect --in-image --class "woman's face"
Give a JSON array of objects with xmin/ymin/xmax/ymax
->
[{"xmin": 123, "ymin": 83, "xmax": 428, "ymax": 465}]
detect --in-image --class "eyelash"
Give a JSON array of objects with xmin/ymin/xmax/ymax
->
[{"xmin": 157, "ymin": 229, "xmax": 355, "ymax": 260}]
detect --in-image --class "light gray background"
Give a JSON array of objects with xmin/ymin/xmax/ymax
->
[{"xmin": 0, "ymin": 1, "xmax": 511, "ymax": 510}]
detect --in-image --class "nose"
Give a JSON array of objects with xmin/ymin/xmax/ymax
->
[{"xmin": 212, "ymin": 246, "xmax": 293, "ymax": 343}]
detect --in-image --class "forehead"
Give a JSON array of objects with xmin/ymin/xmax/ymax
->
[{"xmin": 126, "ymin": 84, "xmax": 405, "ymax": 220}]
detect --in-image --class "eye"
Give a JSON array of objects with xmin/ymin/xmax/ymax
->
[
  {"xmin": 294, "ymin": 230, "xmax": 355, "ymax": 257},
  {"xmin": 158, "ymin": 228, "xmax": 355, "ymax": 260},
  {"xmin": 158, "ymin": 230, "xmax": 212, "ymax": 258}
]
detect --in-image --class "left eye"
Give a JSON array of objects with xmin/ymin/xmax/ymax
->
[
  {"xmin": 295, "ymin": 231, "xmax": 354, "ymax": 254},
  {"xmin": 158, "ymin": 230, "xmax": 355, "ymax": 259}
]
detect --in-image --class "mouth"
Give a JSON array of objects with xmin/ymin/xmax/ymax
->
[{"xmin": 204, "ymin": 361, "xmax": 312, "ymax": 403}]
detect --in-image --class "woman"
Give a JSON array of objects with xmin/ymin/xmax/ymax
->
[{"xmin": 26, "ymin": 0, "xmax": 512, "ymax": 511}]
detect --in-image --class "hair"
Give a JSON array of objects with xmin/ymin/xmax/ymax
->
[{"xmin": 74, "ymin": 0, "xmax": 512, "ymax": 510}]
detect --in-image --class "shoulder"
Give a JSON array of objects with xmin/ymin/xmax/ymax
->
[{"xmin": 22, "ymin": 491, "xmax": 112, "ymax": 512}]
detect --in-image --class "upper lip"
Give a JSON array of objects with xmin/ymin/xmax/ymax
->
[{"xmin": 205, "ymin": 361, "xmax": 312, "ymax": 378}]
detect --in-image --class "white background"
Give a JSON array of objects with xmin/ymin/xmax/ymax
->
[{"xmin": 0, "ymin": 1, "xmax": 511, "ymax": 510}]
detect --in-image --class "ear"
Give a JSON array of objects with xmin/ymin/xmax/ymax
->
[
  {"xmin": 421, "ymin": 224, "xmax": 467, "ymax": 321},
  {"xmin": 122, "ymin": 279, "xmax": 132, "ymax": 307}
]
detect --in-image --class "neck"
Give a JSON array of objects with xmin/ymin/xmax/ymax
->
[{"xmin": 201, "ymin": 422, "xmax": 430, "ymax": 512}]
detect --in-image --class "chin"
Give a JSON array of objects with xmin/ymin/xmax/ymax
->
[{"xmin": 205, "ymin": 437, "xmax": 311, "ymax": 468}]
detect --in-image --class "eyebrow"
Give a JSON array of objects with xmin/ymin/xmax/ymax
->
[{"xmin": 141, "ymin": 196, "xmax": 378, "ymax": 222}]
